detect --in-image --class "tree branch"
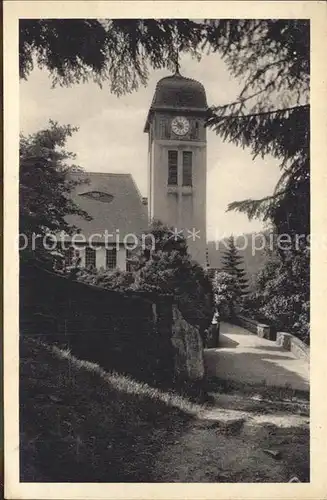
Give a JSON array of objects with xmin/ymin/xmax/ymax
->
[{"xmin": 208, "ymin": 104, "xmax": 309, "ymax": 121}]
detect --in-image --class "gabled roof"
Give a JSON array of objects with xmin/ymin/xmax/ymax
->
[{"xmin": 65, "ymin": 172, "xmax": 148, "ymax": 243}]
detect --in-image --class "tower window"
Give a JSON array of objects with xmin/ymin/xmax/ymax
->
[
  {"xmin": 85, "ymin": 246, "xmax": 96, "ymax": 269},
  {"xmin": 168, "ymin": 150, "xmax": 178, "ymax": 185},
  {"xmin": 190, "ymin": 121, "xmax": 199, "ymax": 140},
  {"xmin": 160, "ymin": 119, "xmax": 170, "ymax": 139},
  {"xmin": 106, "ymin": 248, "xmax": 117, "ymax": 270},
  {"xmin": 182, "ymin": 151, "xmax": 193, "ymax": 186}
]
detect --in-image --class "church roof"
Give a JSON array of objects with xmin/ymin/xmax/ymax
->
[
  {"xmin": 64, "ymin": 172, "xmax": 148, "ymax": 243},
  {"xmin": 144, "ymin": 71, "xmax": 208, "ymax": 132}
]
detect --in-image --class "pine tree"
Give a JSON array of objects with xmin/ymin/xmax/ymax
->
[
  {"xmin": 221, "ymin": 236, "xmax": 248, "ymax": 296},
  {"xmin": 19, "ymin": 19, "xmax": 310, "ymax": 241},
  {"xmin": 19, "ymin": 19, "xmax": 310, "ymax": 329},
  {"xmin": 205, "ymin": 20, "xmax": 309, "ymax": 242}
]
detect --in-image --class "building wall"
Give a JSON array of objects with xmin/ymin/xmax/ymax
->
[
  {"xmin": 149, "ymin": 135, "xmax": 207, "ymax": 267},
  {"xmin": 74, "ymin": 244, "xmax": 127, "ymax": 271}
]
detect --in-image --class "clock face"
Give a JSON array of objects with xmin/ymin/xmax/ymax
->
[{"xmin": 171, "ymin": 116, "xmax": 190, "ymax": 136}]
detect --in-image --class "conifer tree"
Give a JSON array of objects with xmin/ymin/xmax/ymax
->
[
  {"xmin": 19, "ymin": 19, "xmax": 310, "ymax": 241},
  {"xmin": 221, "ymin": 236, "xmax": 248, "ymax": 296},
  {"xmin": 20, "ymin": 120, "xmax": 91, "ymax": 267}
]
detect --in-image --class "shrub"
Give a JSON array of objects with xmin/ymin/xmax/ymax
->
[
  {"xmin": 77, "ymin": 221, "xmax": 215, "ymax": 335},
  {"xmin": 136, "ymin": 248, "xmax": 214, "ymax": 333},
  {"xmin": 76, "ymin": 267, "xmax": 135, "ymax": 291},
  {"xmin": 243, "ymin": 249, "xmax": 310, "ymax": 343},
  {"xmin": 212, "ymin": 271, "xmax": 240, "ymax": 320}
]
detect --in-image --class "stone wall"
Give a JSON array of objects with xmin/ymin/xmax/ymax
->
[
  {"xmin": 20, "ymin": 261, "xmax": 204, "ymax": 391},
  {"xmin": 276, "ymin": 332, "xmax": 310, "ymax": 364},
  {"xmin": 171, "ymin": 306, "xmax": 204, "ymax": 382},
  {"xmin": 236, "ymin": 315, "xmax": 310, "ymax": 365},
  {"xmin": 236, "ymin": 315, "xmax": 276, "ymax": 341}
]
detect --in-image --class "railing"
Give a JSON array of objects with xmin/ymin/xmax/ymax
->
[
  {"xmin": 235, "ymin": 314, "xmax": 309, "ymax": 364},
  {"xmin": 235, "ymin": 315, "xmax": 275, "ymax": 340},
  {"xmin": 276, "ymin": 332, "xmax": 310, "ymax": 364}
]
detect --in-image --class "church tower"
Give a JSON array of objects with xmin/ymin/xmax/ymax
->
[{"xmin": 144, "ymin": 69, "xmax": 208, "ymax": 266}]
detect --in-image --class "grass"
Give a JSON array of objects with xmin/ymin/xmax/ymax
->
[
  {"xmin": 20, "ymin": 338, "xmax": 310, "ymax": 483},
  {"xmin": 206, "ymin": 376, "xmax": 310, "ymax": 403},
  {"xmin": 20, "ymin": 337, "xmax": 203, "ymax": 482}
]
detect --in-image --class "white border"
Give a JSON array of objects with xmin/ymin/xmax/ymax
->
[{"xmin": 4, "ymin": 1, "xmax": 327, "ymax": 499}]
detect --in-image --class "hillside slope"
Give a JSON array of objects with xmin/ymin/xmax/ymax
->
[
  {"xmin": 20, "ymin": 337, "xmax": 199, "ymax": 482},
  {"xmin": 20, "ymin": 337, "xmax": 309, "ymax": 483}
]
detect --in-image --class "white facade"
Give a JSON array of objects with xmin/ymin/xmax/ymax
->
[
  {"xmin": 147, "ymin": 113, "xmax": 207, "ymax": 267},
  {"xmin": 71, "ymin": 244, "xmax": 129, "ymax": 271}
]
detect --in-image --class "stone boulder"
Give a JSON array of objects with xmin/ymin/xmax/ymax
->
[{"xmin": 171, "ymin": 305, "xmax": 204, "ymax": 383}]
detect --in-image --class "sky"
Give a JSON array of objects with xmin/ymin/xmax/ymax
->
[{"xmin": 20, "ymin": 52, "xmax": 282, "ymax": 241}]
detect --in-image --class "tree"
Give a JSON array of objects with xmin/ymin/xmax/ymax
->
[
  {"xmin": 212, "ymin": 271, "xmax": 240, "ymax": 320},
  {"xmin": 203, "ymin": 20, "xmax": 310, "ymax": 340},
  {"xmin": 133, "ymin": 221, "xmax": 214, "ymax": 332},
  {"xmin": 76, "ymin": 267, "xmax": 135, "ymax": 291},
  {"xmin": 77, "ymin": 221, "xmax": 214, "ymax": 333},
  {"xmin": 20, "ymin": 19, "xmax": 309, "ymax": 240},
  {"xmin": 133, "ymin": 219, "xmax": 189, "ymax": 271},
  {"xmin": 19, "ymin": 19, "xmax": 204, "ymax": 95},
  {"xmin": 244, "ymin": 248, "xmax": 310, "ymax": 344},
  {"xmin": 20, "ymin": 120, "xmax": 91, "ymax": 266},
  {"xmin": 20, "ymin": 20, "xmax": 310, "ymax": 334},
  {"xmin": 221, "ymin": 236, "xmax": 248, "ymax": 296},
  {"xmin": 204, "ymin": 20, "xmax": 309, "ymax": 241}
]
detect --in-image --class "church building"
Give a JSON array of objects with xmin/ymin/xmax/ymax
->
[
  {"xmin": 64, "ymin": 69, "xmax": 208, "ymax": 270},
  {"xmin": 144, "ymin": 68, "xmax": 208, "ymax": 266}
]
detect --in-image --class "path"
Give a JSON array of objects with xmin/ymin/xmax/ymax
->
[
  {"xmin": 154, "ymin": 323, "xmax": 310, "ymax": 482},
  {"xmin": 154, "ymin": 393, "xmax": 309, "ymax": 482},
  {"xmin": 204, "ymin": 322, "xmax": 309, "ymax": 391}
]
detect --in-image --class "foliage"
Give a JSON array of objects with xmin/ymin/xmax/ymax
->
[
  {"xmin": 205, "ymin": 20, "xmax": 310, "ymax": 241},
  {"xmin": 134, "ymin": 221, "xmax": 214, "ymax": 331},
  {"xmin": 293, "ymin": 301, "xmax": 310, "ymax": 345},
  {"xmin": 76, "ymin": 266, "xmax": 135, "ymax": 291},
  {"xmin": 20, "ymin": 19, "xmax": 204, "ymax": 94},
  {"xmin": 20, "ymin": 19, "xmax": 310, "ymax": 239},
  {"xmin": 20, "ymin": 120, "xmax": 91, "ymax": 266},
  {"xmin": 244, "ymin": 249, "xmax": 310, "ymax": 344},
  {"xmin": 212, "ymin": 271, "xmax": 240, "ymax": 320},
  {"xmin": 20, "ymin": 20, "xmax": 310, "ymax": 339},
  {"xmin": 77, "ymin": 221, "xmax": 214, "ymax": 332},
  {"xmin": 204, "ymin": 20, "xmax": 310, "ymax": 343},
  {"xmin": 221, "ymin": 235, "xmax": 248, "ymax": 296}
]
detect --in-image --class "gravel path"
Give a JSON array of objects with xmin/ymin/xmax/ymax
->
[
  {"xmin": 154, "ymin": 399, "xmax": 309, "ymax": 482},
  {"xmin": 153, "ymin": 323, "xmax": 310, "ymax": 482}
]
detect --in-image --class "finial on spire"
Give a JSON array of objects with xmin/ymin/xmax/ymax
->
[{"xmin": 174, "ymin": 49, "xmax": 180, "ymax": 75}]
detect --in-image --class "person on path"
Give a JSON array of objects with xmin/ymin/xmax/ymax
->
[{"xmin": 205, "ymin": 308, "xmax": 220, "ymax": 348}]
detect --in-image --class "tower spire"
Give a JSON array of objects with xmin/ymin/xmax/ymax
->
[{"xmin": 174, "ymin": 49, "xmax": 180, "ymax": 75}]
